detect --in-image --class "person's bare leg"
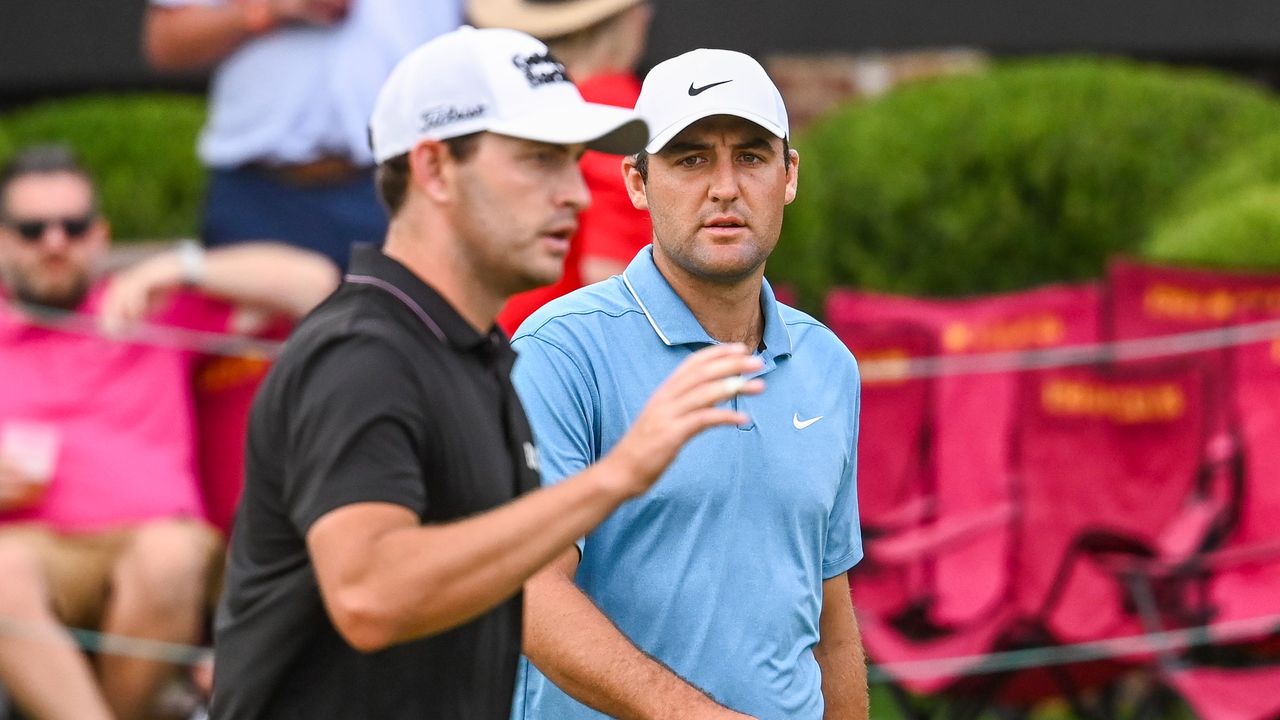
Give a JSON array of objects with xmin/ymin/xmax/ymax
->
[
  {"xmin": 0, "ymin": 539, "xmax": 113, "ymax": 720},
  {"xmin": 98, "ymin": 520, "xmax": 220, "ymax": 720}
]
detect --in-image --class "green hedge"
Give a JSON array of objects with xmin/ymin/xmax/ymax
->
[
  {"xmin": 0, "ymin": 93, "xmax": 206, "ymax": 242},
  {"xmin": 1165, "ymin": 131, "xmax": 1280, "ymax": 216},
  {"xmin": 771, "ymin": 58, "xmax": 1280, "ymax": 308},
  {"xmin": 1144, "ymin": 184, "xmax": 1280, "ymax": 269}
]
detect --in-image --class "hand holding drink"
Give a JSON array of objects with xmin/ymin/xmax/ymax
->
[{"xmin": 0, "ymin": 421, "xmax": 60, "ymax": 511}]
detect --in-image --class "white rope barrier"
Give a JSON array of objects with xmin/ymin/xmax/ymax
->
[
  {"xmin": 865, "ymin": 613, "xmax": 1280, "ymax": 683},
  {"xmin": 9, "ymin": 298, "xmax": 1280, "ymax": 378},
  {"xmin": 857, "ymin": 318, "xmax": 1280, "ymax": 382},
  {"xmin": 6, "ymin": 300, "xmax": 284, "ymax": 359},
  {"xmin": 1, "ymin": 611, "xmax": 1277, "ymax": 681}
]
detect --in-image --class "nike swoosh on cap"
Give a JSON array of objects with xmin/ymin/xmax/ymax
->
[{"xmin": 688, "ymin": 79, "xmax": 733, "ymax": 96}]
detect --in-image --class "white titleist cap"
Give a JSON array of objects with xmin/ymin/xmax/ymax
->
[
  {"xmin": 369, "ymin": 26, "xmax": 648, "ymax": 163},
  {"xmin": 635, "ymin": 48, "xmax": 789, "ymax": 154}
]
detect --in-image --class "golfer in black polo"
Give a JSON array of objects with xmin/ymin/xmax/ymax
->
[{"xmin": 209, "ymin": 26, "xmax": 765, "ymax": 720}]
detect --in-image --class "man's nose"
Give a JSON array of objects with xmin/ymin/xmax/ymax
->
[
  {"xmin": 38, "ymin": 223, "xmax": 72, "ymax": 251},
  {"xmin": 708, "ymin": 159, "xmax": 741, "ymax": 203},
  {"xmin": 559, "ymin": 165, "xmax": 592, "ymax": 212}
]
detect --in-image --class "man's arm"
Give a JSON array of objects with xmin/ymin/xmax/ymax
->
[
  {"xmin": 814, "ymin": 574, "xmax": 869, "ymax": 720},
  {"xmin": 306, "ymin": 344, "xmax": 764, "ymax": 654},
  {"xmin": 143, "ymin": 0, "xmax": 349, "ymax": 72},
  {"xmin": 98, "ymin": 242, "xmax": 339, "ymax": 332},
  {"xmin": 522, "ymin": 549, "xmax": 754, "ymax": 720}
]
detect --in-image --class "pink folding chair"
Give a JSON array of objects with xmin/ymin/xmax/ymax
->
[
  {"xmin": 860, "ymin": 356, "xmax": 1228, "ymax": 720},
  {"xmin": 827, "ymin": 282, "xmax": 1102, "ymax": 628},
  {"xmin": 1104, "ymin": 261, "xmax": 1280, "ymax": 719},
  {"xmin": 1121, "ymin": 327, "xmax": 1280, "ymax": 720},
  {"xmin": 826, "ymin": 318, "xmax": 938, "ymax": 624},
  {"xmin": 193, "ymin": 320, "xmax": 291, "ymax": 534}
]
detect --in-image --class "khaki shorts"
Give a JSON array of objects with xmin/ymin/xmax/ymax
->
[{"xmin": 0, "ymin": 520, "xmax": 224, "ymax": 630}]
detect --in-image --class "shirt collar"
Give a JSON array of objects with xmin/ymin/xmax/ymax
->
[
  {"xmin": 345, "ymin": 244, "xmax": 509, "ymax": 358},
  {"xmin": 620, "ymin": 246, "xmax": 793, "ymax": 360}
]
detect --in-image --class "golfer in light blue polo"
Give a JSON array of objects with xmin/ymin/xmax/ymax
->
[{"xmin": 509, "ymin": 48, "xmax": 868, "ymax": 720}]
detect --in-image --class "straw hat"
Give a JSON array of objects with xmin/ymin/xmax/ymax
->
[{"xmin": 467, "ymin": 0, "xmax": 645, "ymax": 39}]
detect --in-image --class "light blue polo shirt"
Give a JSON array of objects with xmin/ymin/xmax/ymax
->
[{"xmin": 509, "ymin": 247, "xmax": 863, "ymax": 720}]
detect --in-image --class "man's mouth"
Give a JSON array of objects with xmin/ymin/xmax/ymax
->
[
  {"xmin": 703, "ymin": 216, "xmax": 747, "ymax": 235},
  {"xmin": 539, "ymin": 224, "xmax": 576, "ymax": 252}
]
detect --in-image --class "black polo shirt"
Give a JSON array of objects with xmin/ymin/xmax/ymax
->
[{"xmin": 211, "ymin": 244, "xmax": 541, "ymax": 720}]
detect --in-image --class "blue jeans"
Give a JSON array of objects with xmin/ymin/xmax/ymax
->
[{"xmin": 202, "ymin": 166, "xmax": 388, "ymax": 270}]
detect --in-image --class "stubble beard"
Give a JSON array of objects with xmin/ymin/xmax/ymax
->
[
  {"xmin": 657, "ymin": 230, "xmax": 772, "ymax": 288},
  {"xmin": 3, "ymin": 263, "xmax": 91, "ymax": 310}
]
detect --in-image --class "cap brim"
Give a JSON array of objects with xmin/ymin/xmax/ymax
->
[
  {"xmin": 489, "ymin": 103, "xmax": 648, "ymax": 156},
  {"xmin": 644, "ymin": 107, "xmax": 787, "ymax": 154}
]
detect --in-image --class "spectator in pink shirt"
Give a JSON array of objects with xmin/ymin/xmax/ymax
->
[{"xmin": 0, "ymin": 145, "xmax": 338, "ymax": 720}]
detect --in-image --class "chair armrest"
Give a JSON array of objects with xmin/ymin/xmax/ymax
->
[
  {"xmin": 868, "ymin": 502, "xmax": 1015, "ymax": 566},
  {"xmin": 1152, "ymin": 537, "xmax": 1280, "ymax": 576},
  {"xmin": 1155, "ymin": 496, "xmax": 1226, "ymax": 562},
  {"xmin": 866, "ymin": 496, "xmax": 936, "ymax": 533}
]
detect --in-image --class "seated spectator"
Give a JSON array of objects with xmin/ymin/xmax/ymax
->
[
  {"xmin": 472, "ymin": 0, "xmax": 655, "ymax": 333},
  {"xmin": 0, "ymin": 145, "xmax": 337, "ymax": 720}
]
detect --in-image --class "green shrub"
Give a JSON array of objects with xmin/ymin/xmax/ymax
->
[
  {"xmin": 1167, "ymin": 131, "xmax": 1280, "ymax": 215},
  {"xmin": 0, "ymin": 93, "xmax": 206, "ymax": 242},
  {"xmin": 1144, "ymin": 184, "xmax": 1280, "ymax": 269},
  {"xmin": 772, "ymin": 58, "xmax": 1280, "ymax": 308}
]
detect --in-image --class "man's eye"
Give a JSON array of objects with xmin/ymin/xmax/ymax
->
[
  {"xmin": 740, "ymin": 153, "xmax": 763, "ymax": 164},
  {"xmin": 678, "ymin": 156, "xmax": 703, "ymax": 167},
  {"xmin": 528, "ymin": 150, "xmax": 564, "ymax": 167}
]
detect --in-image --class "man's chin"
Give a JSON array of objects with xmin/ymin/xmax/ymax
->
[
  {"xmin": 510, "ymin": 270, "xmax": 563, "ymax": 296},
  {"xmin": 508, "ymin": 258, "xmax": 565, "ymax": 293},
  {"xmin": 14, "ymin": 281, "xmax": 90, "ymax": 312}
]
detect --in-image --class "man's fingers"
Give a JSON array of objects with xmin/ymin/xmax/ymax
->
[
  {"xmin": 679, "ymin": 407, "xmax": 751, "ymax": 435},
  {"xmin": 673, "ymin": 376, "xmax": 764, "ymax": 415},
  {"xmin": 97, "ymin": 282, "xmax": 141, "ymax": 336},
  {"xmin": 662, "ymin": 344, "xmax": 762, "ymax": 397}
]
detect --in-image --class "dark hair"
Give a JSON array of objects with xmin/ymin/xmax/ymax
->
[
  {"xmin": 0, "ymin": 144, "xmax": 96, "ymax": 219},
  {"xmin": 631, "ymin": 135, "xmax": 791, "ymax": 184},
  {"xmin": 375, "ymin": 133, "xmax": 482, "ymax": 217}
]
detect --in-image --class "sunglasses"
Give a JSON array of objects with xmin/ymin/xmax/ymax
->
[{"xmin": 4, "ymin": 213, "xmax": 97, "ymax": 243}]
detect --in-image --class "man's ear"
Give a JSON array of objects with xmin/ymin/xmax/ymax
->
[
  {"xmin": 784, "ymin": 148, "xmax": 799, "ymax": 206},
  {"xmin": 621, "ymin": 155, "xmax": 649, "ymax": 211},
  {"xmin": 408, "ymin": 140, "xmax": 456, "ymax": 204}
]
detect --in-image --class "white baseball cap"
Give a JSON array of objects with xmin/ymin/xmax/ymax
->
[
  {"xmin": 635, "ymin": 48, "xmax": 789, "ymax": 154},
  {"xmin": 368, "ymin": 26, "xmax": 647, "ymax": 163}
]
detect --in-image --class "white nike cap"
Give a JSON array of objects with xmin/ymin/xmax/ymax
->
[
  {"xmin": 635, "ymin": 48, "xmax": 789, "ymax": 154},
  {"xmin": 369, "ymin": 26, "xmax": 648, "ymax": 163}
]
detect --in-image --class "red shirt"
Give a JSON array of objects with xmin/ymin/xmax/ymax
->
[{"xmin": 497, "ymin": 73, "xmax": 652, "ymax": 334}]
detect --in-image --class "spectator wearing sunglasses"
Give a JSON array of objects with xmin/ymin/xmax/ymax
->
[{"xmin": 0, "ymin": 144, "xmax": 338, "ymax": 720}]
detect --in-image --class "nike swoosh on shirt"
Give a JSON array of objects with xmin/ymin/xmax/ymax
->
[
  {"xmin": 688, "ymin": 79, "xmax": 733, "ymax": 96},
  {"xmin": 793, "ymin": 413, "xmax": 823, "ymax": 430}
]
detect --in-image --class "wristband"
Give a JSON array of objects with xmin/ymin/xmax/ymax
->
[{"xmin": 177, "ymin": 239, "xmax": 206, "ymax": 287}]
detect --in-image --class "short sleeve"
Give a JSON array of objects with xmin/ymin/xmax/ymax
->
[
  {"xmin": 283, "ymin": 336, "xmax": 428, "ymax": 533},
  {"xmin": 510, "ymin": 334, "xmax": 598, "ymax": 488},
  {"xmin": 823, "ymin": 369, "xmax": 863, "ymax": 578}
]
